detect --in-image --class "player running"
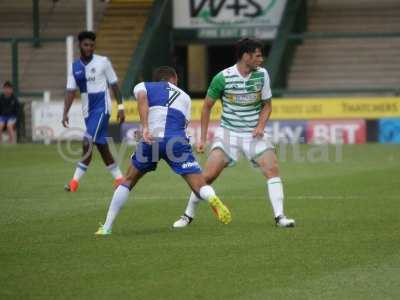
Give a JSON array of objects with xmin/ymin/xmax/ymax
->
[
  {"xmin": 173, "ymin": 38, "xmax": 295, "ymax": 228},
  {"xmin": 62, "ymin": 31, "xmax": 125, "ymax": 192},
  {"xmin": 95, "ymin": 66, "xmax": 231, "ymax": 235}
]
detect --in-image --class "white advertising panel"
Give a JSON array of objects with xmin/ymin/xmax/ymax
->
[{"xmin": 31, "ymin": 101, "xmax": 85, "ymax": 141}]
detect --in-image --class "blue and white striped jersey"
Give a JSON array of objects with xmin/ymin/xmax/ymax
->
[
  {"xmin": 67, "ymin": 54, "xmax": 117, "ymax": 118},
  {"xmin": 133, "ymin": 81, "xmax": 191, "ymax": 138}
]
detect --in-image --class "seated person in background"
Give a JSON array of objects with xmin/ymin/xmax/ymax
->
[{"xmin": 0, "ymin": 81, "xmax": 19, "ymax": 144}]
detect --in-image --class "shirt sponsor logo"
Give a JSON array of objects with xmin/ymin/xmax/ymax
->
[{"xmin": 225, "ymin": 92, "xmax": 260, "ymax": 104}]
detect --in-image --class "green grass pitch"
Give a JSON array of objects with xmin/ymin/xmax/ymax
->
[{"xmin": 1, "ymin": 144, "xmax": 399, "ymax": 299}]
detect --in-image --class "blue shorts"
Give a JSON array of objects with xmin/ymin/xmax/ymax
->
[
  {"xmin": 0, "ymin": 115, "xmax": 17, "ymax": 125},
  {"xmin": 84, "ymin": 112, "xmax": 110, "ymax": 144},
  {"xmin": 132, "ymin": 137, "xmax": 202, "ymax": 175}
]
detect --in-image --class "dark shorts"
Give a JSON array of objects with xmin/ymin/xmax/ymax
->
[
  {"xmin": 0, "ymin": 115, "xmax": 17, "ymax": 125},
  {"xmin": 131, "ymin": 136, "xmax": 202, "ymax": 175}
]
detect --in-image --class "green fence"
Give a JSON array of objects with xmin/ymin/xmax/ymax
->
[{"xmin": 0, "ymin": 37, "xmax": 65, "ymax": 97}]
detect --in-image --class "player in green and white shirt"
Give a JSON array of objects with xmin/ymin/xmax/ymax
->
[
  {"xmin": 207, "ymin": 61, "xmax": 272, "ymax": 133},
  {"xmin": 173, "ymin": 38, "xmax": 295, "ymax": 228}
]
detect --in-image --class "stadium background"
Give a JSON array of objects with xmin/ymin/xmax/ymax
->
[
  {"xmin": 0, "ymin": 0, "xmax": 399, "ymax": 144},
  {"xmin": 1, "ymin": 1, "xmax": 400, "ymax": 299}
]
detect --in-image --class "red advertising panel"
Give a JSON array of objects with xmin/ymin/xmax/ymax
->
[{"xmin": 307, "ymin": 120, "xmax": 366, "ymax": 144}]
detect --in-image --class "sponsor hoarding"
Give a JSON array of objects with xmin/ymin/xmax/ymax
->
[
  {"xmin": 32, "ymin": 99, "xmax": 394, "ymax": 145},
  {"xmin": 173, "ymin": 0, "xmax": 286, "ymax": 39},
  {"xmin": 124, "ymin": 121, "xmax": 306, "ymax": 145},
  {"xmin": 120, "ymin": 122, "xmax": 141, "ymax": 145},
  {"xmin": 31, "ymin": 101, "xmax": 85, "ymax": 141},
  {"xmin": 271, "ymin": 98, "xmax": 400, "ymax": 120},
  {"xmin": 120, "ymin": 122, "xmax": 221, "ymax": 145},
  {"xmin": 266, "ymin": 121, "xmax": 306, "ymax": 144},
  {"xmin": 307, "ymin": 120, "xmax": 366, "ymax": 144},
  {"xmin": 111, "ymin": 101, "xmax": 222, "ymax": 123},
  {"xmin": 379, "ymin": 118, "xmax": 400, "ymax": 144},
  {"xmin": 187, "ymin": 121, "xmax": 220, "ymax": 144},
  {"xmin": 110, "ymin": 98, "xmax": 400, "ymax": 123}
]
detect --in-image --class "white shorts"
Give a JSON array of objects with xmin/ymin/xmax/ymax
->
[{"xmin": 210, "ymin": 127, "xmax": 275, "ymax": 167}]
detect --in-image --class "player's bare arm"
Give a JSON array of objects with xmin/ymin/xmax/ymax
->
[
  {"xmin": 198, "ymin": 96, "xmax": 216, "ymax": 153},
  {"xmin": 62, "ymin": 90, "xmax": 76, "ymax": 128},
  {"xmin": 110, "ymin": 83, "xmax": 125, "ymax": 124},
  {"xmin": 252, "ymin": 100, "xmax": 272, "ymax": 138},
  {"xmin": 137, "ymin": 91, "xmax": 152, "ymax": 144}
]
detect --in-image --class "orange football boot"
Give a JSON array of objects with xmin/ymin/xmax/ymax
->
[{"xmin": 64, "ymin": 179, "xmax": 79, "ymax": 192}]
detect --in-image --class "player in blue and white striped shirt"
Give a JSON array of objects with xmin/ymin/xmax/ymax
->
[
  {"xmin": 62, "ymin": 31, "xmax": 125, "ymax": 192},
  {"xmin": 95, "ymin": 66, "xmax": 231, "ymax": 235}
]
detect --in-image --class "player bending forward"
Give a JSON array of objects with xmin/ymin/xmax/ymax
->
[
  {"xmin": 95, "ymin": 66, "xmax": 231, "ymax": 235},
  {"xmin": 63, "ymin": 31, "xmax": 125, "ymax": 192},
  {"xmin": 173, "ymin": 38, "xmax": 295, "ymax": 228}
]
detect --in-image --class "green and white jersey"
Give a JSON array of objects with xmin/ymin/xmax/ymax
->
[{"xmin": 207, "ymin": 64, "xmax": 272, "ymax": 133}]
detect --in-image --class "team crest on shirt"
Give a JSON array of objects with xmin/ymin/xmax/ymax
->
[
  {"xmin": 255, "ymin": 82, "xmax": 262, "ymax": 90},
  {"xmin": 90, "ymin": 67, "xmax": 96, "ymax": 74}
]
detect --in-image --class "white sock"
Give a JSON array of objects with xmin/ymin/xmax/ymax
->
[
  {"xmin": 184, "ymin": 186, "xmax": 215, "ymax": 218},
  {"xmin": 184, "ymin": 192, "xmax": 202, "ymax": 218},
  {"xmin": 73, "ymin": 162, "xmax": 88, "ymax": 181},
  {"xmin": 199, "ymin": 185, "xmax": 216, "ymax": 201},
  {"xmin": 103, "ymin": 185, "xmax": 131, "ymax": 231},
  {"xmin": 267, "ymin": 177, "xmax": 284, "ymax": 217},
  {"xmin": 107, "ymin": 163, "xmax": 123, "ymax": 179}
]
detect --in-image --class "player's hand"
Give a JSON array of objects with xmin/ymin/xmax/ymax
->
[
  {"xmin": 134, "ymin": 129, "xmax": 142, "ymax": 142},
  {"xmin": 252, "ymin": 126, "xmax": 264, "ymax": 138},
  {"xmin": 62, "ymin": 114, "xmax": 69, "ymax": 128},
  {"xmin": 142, "ymin": 127, "xmax": 153, "ymax": 144},
  {"xmin": 117, "ymin": 109, "xmax": 125, "ymax": 124},
  {"xmin": 196, "ymin": 140, "xmax": 206, "ymax": 153}
]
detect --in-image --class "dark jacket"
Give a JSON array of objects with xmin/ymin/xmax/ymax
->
[{"xmin": 0, "ymin": 93, "xmax": 19, "ymax": 116}]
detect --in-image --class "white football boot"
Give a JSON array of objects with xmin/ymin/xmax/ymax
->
[
  {"xmin": 173, "ymin": 214, "xmax": 193, "ymax": 228},
  {"xmin": 275, "ymin": 215, "xmax": 295, "ymax": 227}
]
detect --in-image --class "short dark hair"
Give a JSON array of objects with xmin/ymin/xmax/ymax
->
[
  {"xmin": 3, "ymin": 81, "xmax": 13, "ymax": 88},
  {"xmin": 78, "ymin": 31, "xmax": 96, "ymax": 42},
  {"xmin": 236, "ymin": 38, "xmax": 263, "ymax": 60},
  {"xmin": 152, "ymin": 66, "xmax": 177, "ymax": 82}
]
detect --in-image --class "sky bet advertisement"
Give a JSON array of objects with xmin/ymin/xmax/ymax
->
[
  {"xmin": 121, "ymin": 120, "xmax": 367, "ymax": 145},
  {"xmin": 113, "ymin": 97, "xmax": 400, "ymax": 145}
]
